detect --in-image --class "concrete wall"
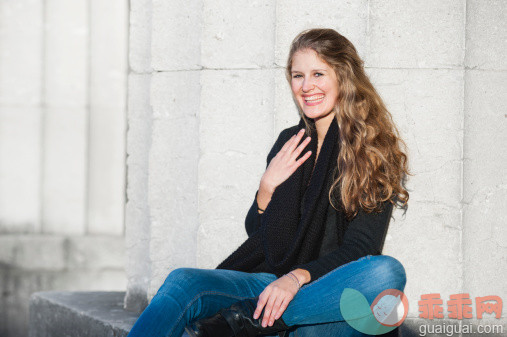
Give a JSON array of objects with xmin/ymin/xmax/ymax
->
[
  {"xmin": 0, "ymin": 1, "xmax": 129, "ymax": 336},
  {"xmin": 125, "ymin": 0, "xmax": 507, "ymax": 330}
]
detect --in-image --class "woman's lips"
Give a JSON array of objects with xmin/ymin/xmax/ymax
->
[{"xmin": 303, "ymin": 94, "xmax": 324, "ymax": 106}]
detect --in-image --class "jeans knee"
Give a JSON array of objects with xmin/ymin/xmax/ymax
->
[
  {"xmin": 167, "ymin": 267, "xmax": 194, "ymax": 280},
  {"xmin": 159, "ymin": 267, "xmax": 200, "ymax": 295},
  {"xmin": 371, "ymin": 255, "xmax": 407, "ymax": 291}
]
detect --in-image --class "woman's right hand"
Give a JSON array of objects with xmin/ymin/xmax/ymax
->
[{"xmin": 260, "ymin": 128, "xmax": 313, "ymax": 194}]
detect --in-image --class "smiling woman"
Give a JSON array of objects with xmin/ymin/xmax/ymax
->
[
  {"xmin": 126, "ymin": 28, "xmax": 410, "ymax": 337},
  {"xmin": 288, "ymin": 48, "xmax": 340, "ymax": 162}
]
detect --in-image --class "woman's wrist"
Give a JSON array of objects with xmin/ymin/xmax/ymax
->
[
  {"xmin": 285, "ymin": 272, "xmax": 300, "ymax": 291},
  {"xmin": 289, "ymin": 268, "xmax": 311, "ymax": 286},
  {"xmin": 256, "ymin": 180, "xmax": 275, "ymax": 213},
  {"xmin": 259, "ymin": 178, "xmax": 276, "ymax": 195}
]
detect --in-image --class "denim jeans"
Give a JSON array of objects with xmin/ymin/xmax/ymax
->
[{"xmin": 127, "ymin": 254, "xmax": 407, "ymax": 337}]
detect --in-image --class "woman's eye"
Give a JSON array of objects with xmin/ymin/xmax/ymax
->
[
  {"xmin": 315, "ymin": 72, "xmax": 323, "ymax": 77},
  {"xmin": 292, "ymin": 74, "xmax": 302, "ymax": 78}
]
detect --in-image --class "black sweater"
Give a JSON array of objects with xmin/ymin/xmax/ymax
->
[{"xmin": 243, "ymin": 125, "xmax": 394, "ymax": 284}]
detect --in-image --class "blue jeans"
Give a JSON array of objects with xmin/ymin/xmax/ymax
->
[{"xmin": 127, "ymin": 255, "xmax": 407, "ymax": 337}]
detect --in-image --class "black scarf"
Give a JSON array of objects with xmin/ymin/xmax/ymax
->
[{"xmin": 215, "ymin": 117, "xmax": 341, "ymax": 278}]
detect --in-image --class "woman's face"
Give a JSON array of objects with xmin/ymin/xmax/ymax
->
[{"xmin": 290, "ymin": 49, "xmax": 339, "ymax": 122}]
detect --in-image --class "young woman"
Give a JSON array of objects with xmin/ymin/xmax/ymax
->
[{"xmin": 127, "ymin": 28, "xmax": 410, "ymax": 337}]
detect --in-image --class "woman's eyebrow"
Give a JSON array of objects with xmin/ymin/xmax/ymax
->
[{"xmin": 291, "ymin": 69, "xmax": 328, "ymax": 73}]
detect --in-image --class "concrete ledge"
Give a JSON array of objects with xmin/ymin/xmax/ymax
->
[
  {"xmin": 29, "ymin": 291, "xmax": 192, "ymax": 337},
  {"xmin": 29, "ymin": 291, "xmax": 140, "ymax": 337}
]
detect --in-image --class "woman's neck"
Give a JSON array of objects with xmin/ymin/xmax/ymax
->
[{"xmin": 314, "ymin": 112, "xmax": 335, "ymax": 145}]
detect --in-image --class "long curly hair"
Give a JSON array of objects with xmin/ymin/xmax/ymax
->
[{"xmin": 285, "ymin": 28, "xmax": 411, "ymax": 219}]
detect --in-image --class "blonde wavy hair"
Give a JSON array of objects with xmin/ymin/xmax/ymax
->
[{"xmin": 286, "ymin": 28, "xmax": 411, "ymax": 219}]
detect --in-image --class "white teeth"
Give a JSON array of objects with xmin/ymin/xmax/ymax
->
[{"xmin": 304, "ymin": 95, "xmax": 324, "ymax": 101}]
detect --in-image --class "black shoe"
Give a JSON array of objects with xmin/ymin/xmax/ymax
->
[
  {"xmin": 184, "ymin": 312, "xmax": 234, "ymax": 337},
  {"xmin": 185, "ymin": 297, "xmax": 290, "ymax": 337}
]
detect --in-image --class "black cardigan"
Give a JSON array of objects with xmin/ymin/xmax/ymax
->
[{"xmin": 243, "ymin": 125, "xmax": 394, "ymax": 284}]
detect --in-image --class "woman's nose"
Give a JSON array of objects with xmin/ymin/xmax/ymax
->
[{"xmin": 302, "ymin": 78, "xmax": 315, "ymax": 92}]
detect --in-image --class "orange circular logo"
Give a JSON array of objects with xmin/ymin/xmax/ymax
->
[{"xmin": 370, "ymin": 289, "xmax": 409, "ymax": 327}]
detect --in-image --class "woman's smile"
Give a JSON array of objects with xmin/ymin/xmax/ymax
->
[{"xmin": 302, "ymin": 94, "xmax": 325, "ymax": 106}]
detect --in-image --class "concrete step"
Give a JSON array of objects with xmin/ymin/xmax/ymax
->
[{"xmin": 29, "ymin": 291, "xmax": 190, "ymax": 337}]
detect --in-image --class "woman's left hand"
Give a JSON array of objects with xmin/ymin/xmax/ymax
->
[{"xmin": 253, "ymin": 274, "xmax": 299, "ymax": 327}]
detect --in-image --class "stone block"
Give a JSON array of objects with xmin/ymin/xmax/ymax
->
[
  {"xmin": 465, "ymin": 0, "xmax": 507, "ymax": 70},
  {"xmin": 367, "ymin": 0, "xmax": 465, "ymax": 68},
  {"xmin": 29, "ymin": 291, "xmax": 136, "ymax": 337},
  {"xmin": 199, "ymin": 69, "xmax": 274, "ymax": 154},
  {"xmin": 463, "ymin": 70, "xmax": 507, "ymax": 311},
  {"xmin": 0, "ymin": 107, "xmax": 41, "ymax": 232},
  {"xmin": 275, "ymin": 0, "xmax": 368, "ymax": 67},
  {"xmin": 129, "ymin": 0, "xmax": 153, "ymax": 73},
  {"xmin": 128, "ymin": 73, "xmax": 152, "ymax": 118},
  {"xmin": 150, "ymin": 71, "xmax": 201, "ymax": 119},
  {"xmin": 198, "ymin": 153, "xmax": 266, "ymax": 270},
  {"xmin": 388, "ymin": 203, "xmax": 461, "ymax": 319},
  {"xmin": 44, "ymin": 0, "xmax": 88, "ymax": 107},
  {"xmin": 148, "ymin": 71, "xmax": 200, "ymax": 298},
  {"xmin": 28, "ymin": 291, "xmax": 193, "ymax": 337},
  {"xmin": 365, "ymin": 68, "xmax": 463, "ymax": 318},
  {"xmin": 151, "ymin": 0, "xmax": 203, "ymax": 70},
  {"xmin": 0, "ymin": 0, "xmax": 42, "ymax": 106},
  {"xmin": 463, "ymin": 70, "xmax": 507, "ymax": 202},
  {"xmin": 198, "ymin": 217, "xmax": 245, "ymax": 269},
  {"xmin": 148, "ymin": 111, "xmax": 199, "ymax": 296},
  {"xmin": 125, "ymin": 73, "xmax": 152, "ymax": 311},
  {"xmin": 199, "ymin": 153, "xmax": 265, "ymax": 222},
  {"xmin": 201, "ymin": 0, "xmax": 275, "ymax": 68},
  {"xmin": 42, "ymin": 107, "xmax": 87, "ymax": 234},
  {"xmin": 198, "ymin": 68, "xmax": 274, "ymax": 270},
  {"xmin": 367, "ymin": 68, "xmax": 464, "ymax": 207}
]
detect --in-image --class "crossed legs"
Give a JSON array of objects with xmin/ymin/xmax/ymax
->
[{"xmin": 126, "ymin": 255, "xmax": 407, "ymax": 337}]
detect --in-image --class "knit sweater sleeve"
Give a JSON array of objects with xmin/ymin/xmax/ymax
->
[
  {"xmin": 291, "ymin": 200, "xmax": 394, "ymax": 284},
  {"xmin": 245, "ymin": 128, "xmax": 296, "ymax": 237}
]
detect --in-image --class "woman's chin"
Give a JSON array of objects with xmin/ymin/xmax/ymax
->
[{"xmin": 302, "ymin": 109, "xmax": 333, "ymax": 121}]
